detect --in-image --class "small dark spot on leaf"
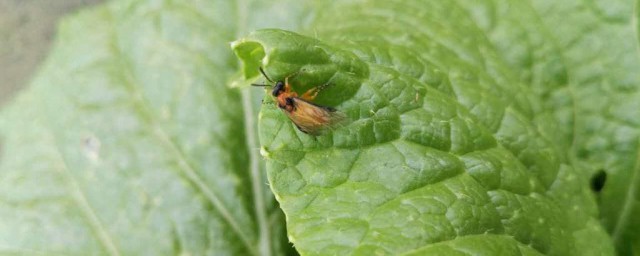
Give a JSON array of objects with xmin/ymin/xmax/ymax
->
[
  {"xmin": 82, "ymin": 135, "xmax": 101, "ymax": 161},
  {"xmin": 590, "ymin": 169, "xmax": 607, "ymax": 192}
]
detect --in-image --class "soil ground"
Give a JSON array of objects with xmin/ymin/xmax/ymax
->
[{"xmin": 0, "ymin": 0, "xmax": 104, "ymax": 107}]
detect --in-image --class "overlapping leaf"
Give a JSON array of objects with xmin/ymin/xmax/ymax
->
[{"xmin": 233, "ymin": 0, "xmax": 627, "ymax": 255}]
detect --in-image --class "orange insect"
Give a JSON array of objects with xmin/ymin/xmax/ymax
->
[{"xmin": 252, "ymin": 68, "xmax": 346, "ymax": 135}]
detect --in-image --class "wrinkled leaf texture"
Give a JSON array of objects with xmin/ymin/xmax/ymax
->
[{"xmin": 1, "ymin": 0, "xmax": 639, "ymax": 255}]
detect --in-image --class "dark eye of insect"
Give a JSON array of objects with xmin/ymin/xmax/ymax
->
[
  {"xmin": 285, "ymin": 97, "xmax": 295, "ymax": 107},
  {"xmin": 272, "ymin": 81, "xmax": 285, "ymax": 97}
]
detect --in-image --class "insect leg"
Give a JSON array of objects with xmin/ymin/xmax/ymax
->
[{"xmin": 300, "ymin": 81, "xmax": 332, "ymax": 101}]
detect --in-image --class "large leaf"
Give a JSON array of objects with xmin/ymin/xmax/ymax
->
[
  {"xmin": 232, "ymin": 1, "xmax": 629, "ymax": 255},
  {"xmin": 0, "ymin": 0, "xmax": 308, "ymax": 255},
  {"xmin": 1, "ymin": 0, "xmax": 638, "ymax": 255}
]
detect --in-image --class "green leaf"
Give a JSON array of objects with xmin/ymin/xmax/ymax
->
[
  {"xmin": 2, "ymin": 0, "xmax": 638, "ymax": 255},
  {"xmin": 232, "ymin": 1, "xmax": 621, "ymax": 255},
  {"xmin": 533, "ymin": 1, "xmax": 640, "ymax": 254},
  {"xmin": 0, "ymin": 0, "xmax": 306, "ymax": 255},
  {"xmin": 454, "ymin": 0, "xmax": 640, "ymax": 254}
]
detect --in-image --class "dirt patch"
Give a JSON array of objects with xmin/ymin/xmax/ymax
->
[{"xmin": 0, "ymin": 0, "xmax": 105, "ymax": 107}]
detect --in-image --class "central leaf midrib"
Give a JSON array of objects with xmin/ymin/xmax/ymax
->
[
  {"xmin": 102, "ymin": 7, "xmax": 258, "ymax": 254},
  {"xmin": 234, "ymin": 0, "xmax": 273, "ymax": 256}
]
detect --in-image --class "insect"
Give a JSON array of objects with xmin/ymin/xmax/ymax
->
[{"xmin": 252, "ymin": 67, "xmax": 346, "ymax": 135}]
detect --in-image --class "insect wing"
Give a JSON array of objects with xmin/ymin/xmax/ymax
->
[{"xmin": 285, "ymin": 98, "xmax": 346, "ymax": 135}]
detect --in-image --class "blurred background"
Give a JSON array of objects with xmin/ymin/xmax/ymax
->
[{"xmin": 0, "ymin": 0, "xmax": 104, "ymax": 107}]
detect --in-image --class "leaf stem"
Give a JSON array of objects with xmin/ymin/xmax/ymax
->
[{"xmin": 242, "ymin": 88, "xmax": 272, "ymax": 256}]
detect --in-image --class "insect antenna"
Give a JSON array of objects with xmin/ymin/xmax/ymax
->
[
  {"xmin": 252, "ymin": 67, "xmax": 276, "ymax": 87},
  {"xmin": 258, "ymin": 67, "xmax": 274, "ymax": 83}
]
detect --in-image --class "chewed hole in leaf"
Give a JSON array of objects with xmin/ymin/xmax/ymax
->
[
  {"xmin": 590, "ymin": 169, "xmax": 607, "ymax": 192},
  {"xmin": 231, "ymin": 41, "xmax": 266, "ymax": 79}
]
